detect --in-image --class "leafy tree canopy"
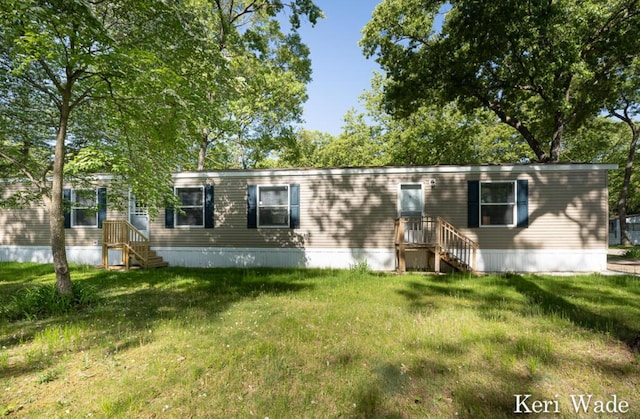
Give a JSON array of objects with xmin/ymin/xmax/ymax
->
[{"xmin": 361, "ymin": 0, "xmax": 640, "ymax": 162}]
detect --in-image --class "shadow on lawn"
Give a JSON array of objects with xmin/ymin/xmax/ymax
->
[
  {"xmin": 0, "ymin": 265, "xmax": 317, "ymax": 380},
  {"xmin": 0, "ymin": 263, "xmax": 59, "ymax": 298},
  {"xmin": 502, "ymin": 273, "xmax": 639, "ymax": 344},
  {"xmin": 400, "ymin": 273, "xmax": 640, "ymax": 347},
  {"xmin": 394, "ymin": 273, "xmax": 640, "ymax": 417}
]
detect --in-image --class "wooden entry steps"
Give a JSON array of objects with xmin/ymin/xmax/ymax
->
[
  {"xmin": 394, "ymin": 216, "xmax": 478, "ymax": 273},
  {"xmin": 102, "ymin": 220, "xmax": 168, "ymax": 270}
]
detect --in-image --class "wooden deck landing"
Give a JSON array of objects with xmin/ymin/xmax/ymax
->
[{"xmin": 395, "ymin": 216, "xmax": 478, "ymax": 273}]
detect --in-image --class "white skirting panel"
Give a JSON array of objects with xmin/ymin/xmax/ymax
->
[
  {"xmin": 155, "ymin": 247, "xmax": 396, "ymax": 271},
  {"xmin": 0, "ymin": 245, "xmax": 396, "ymax": 270},
  {"xmin": 0, "ymin": 245, "xmax": 608, "ymax": 272},
  {"xmin": 0, "ymin": 245, "xmax": 102, "ymax": 265},
  {"xmin": 476, "ymin": 248, "xmax": 608, "ymax": 273}
]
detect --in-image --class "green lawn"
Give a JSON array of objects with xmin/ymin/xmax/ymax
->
[{"xmin": 1, "ymin": 263, "xmax": 639, "ymax": 418}]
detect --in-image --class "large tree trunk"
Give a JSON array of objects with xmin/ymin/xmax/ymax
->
[
  {"xmin": 51, "ymin": 101, "xmax": 72, "ymax": 295},
  {"xmin": 483, "ymin": 98, "xmax": 549, "ymax": 162},
  {"xmin": 549, "ymin": 113, "xmax": 566, "ymax": 163},
  {"xmin": 617, "ymin": 122, "xmax": 639, "ymax": 246},
  {"xmin": 613, "ymin": 103, "xmax": 640, "ymax": 247}
]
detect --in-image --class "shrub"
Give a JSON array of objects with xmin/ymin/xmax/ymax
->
[
  {"xmin": 6, "ymin": 282, "xmax": 99, "ymax": 321},
  {"xmin": 622, "ymin": 247, "xmax": 640, "ymax": 259},
  {"xmin": 349, "ymin": 260, "xmax": 371, "ymax": 275}
]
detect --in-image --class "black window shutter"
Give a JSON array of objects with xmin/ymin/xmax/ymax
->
[
  {"xmin": 165, "ymin": 191, "xmax": 175, "ymax": 229},
  {"xmin": 204, "ymin": 184, "xmax": 214, "ymax": 229},
  {"xmin": 97, "ymin": 187, "xmax": 107, "ymax": 228},
  {"xmin": 63, "ymin": 189, "xmax": 71, "ymax": 228},
  {"xmin": 517, "ymin": 179, "xmax": 529, "ymax": 228},
  {"xmin": 247, "ymin": 185, "xmax": 257, "ymax": 229},
  {"xmin": 467, "ymin": 181, "xmax": 480, "ymax": 228},
  {"xmin": 290, "ymin": 183, "xmax": 300, "ymax": 229}
]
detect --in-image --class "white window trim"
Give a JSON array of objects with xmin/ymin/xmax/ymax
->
[
  {"xmin": 174, "ymin": 186, "xmax": 205, "ymax": 228},
  {"xmin": 397, "ymin": 183, "xmax": 424, "ymax": 218},
  {"xmin": 71, "ymin": 189, "xmax": 98, "ymax": 228},
  {"xmin": 257, "ymin": 184, "xmax": 290, "ymax": 228},
  {"xmin": 479, "ymin": 181, "xmax": 517, "ymax": 228}
]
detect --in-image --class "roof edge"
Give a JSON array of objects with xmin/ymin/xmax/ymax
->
[{"xmin": 171, "ymin": 164, "xmax": 618, "ymax": 179}]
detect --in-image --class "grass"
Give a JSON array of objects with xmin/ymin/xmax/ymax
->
[
  {"xmin": 1, "ymin": 263, "xmax": 639, "ymax": 418},
  {"xmin": 622, "ymin": 247, "xmax": 640, "ymax": 259},
  {"xmin": 610, "ymin": 245, "xmax": 640, "ymax": 259}
]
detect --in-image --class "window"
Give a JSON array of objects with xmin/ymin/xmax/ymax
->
[
  {"xmin": 71, "ymin": 189, "xmax": 98, "ymax": 227},
  {"xmin": 247, "ymin": 184, "xmax": 300, "ymax": 229},
  {"xmin": 399, "ymin": 183, "xmax": 423, "ymax": 217},
  {"xmin": 64, "ymin": 187, "xmax": 106, "ymax": 229},
  {"xmin": 165, "ymin": 185, "xmax": 213, "ymax": 229},
  {"xmin": 175, "ymin": 187, "xmax": 204, "ymax": 227},
  {"xmin": 258, "ymin": 185, "xmax": 290, "ymax": 227},
  {"xmin": 480, "ymin": 182, "xmax": 516, "ymax": 226},
  {"xmin": 468, "ymin": 180, "xmax": 528, "ymax": 228}
]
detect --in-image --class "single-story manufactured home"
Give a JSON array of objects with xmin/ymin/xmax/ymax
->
[{"xmin": 0, "ymin": 164, "xmax": 615, "ymax": 272}]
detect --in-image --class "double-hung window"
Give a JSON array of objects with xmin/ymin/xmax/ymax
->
[
  {"xmin": 71, "ymin": 189, "xmax": 98, "ymax": 227},
  {"xmin": 258, "ymin": 185, "xmax": 290, "ymax": 228},
  {"xmin": 64, "ymin": 187, "xmax": 106, "ymax": 229},
  {"xmin": 468, "ymin": 179, "xmax": 528, "ymax": 228},
  {"xmin": 247, "ymin": 184, "xmax": 300, "ymax": 229},
  {"xmin": 175, "ymin": 187, "xmax": 204, "ymax": 227},
  {"xmin": 165, "ymin": 185, "xmax": 213, "ymax": 229},
  {"xmin": 480, "ymin": 181, "xmax": 516, "ymax": 227}
]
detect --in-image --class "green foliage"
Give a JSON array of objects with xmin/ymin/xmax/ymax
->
[
  {"xmin": 37, "ymin": 369, "xmax": 59, "ymax": 384},
  {"xmin": 189, "ymin": 1, "xmax": 323, "ymax": 170},
  {"xmin": 361, "ymin": 0, "xmax": 640, "ymax": 162},
  {"xmin": 349, "ymin": 259, "xmax": 371, "ymax": 276},
  {"xmin": 5, "ymin": 281, "xmax": 98, "ymax": 321},
  {"xmin": 622, "ymin": 247, "xmax": 640, "ymax": 259},
  {"xmin": 275, "ymin": 73, "xmax": 533, "ymax": 167}
]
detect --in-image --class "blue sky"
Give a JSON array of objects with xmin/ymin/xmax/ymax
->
[{"xmin": 295, "ymin": 0, "xmax": 382, "ymax": 136}]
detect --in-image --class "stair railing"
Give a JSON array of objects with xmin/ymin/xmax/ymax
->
[
  {"xmin": 437, "ymin": 217, "xmax": 478, "ymax": 271},
  {"xmin": 394, "ymin": 216, "xmax": 478, "ymax": 272},
  {"xmin": 102, "ymin": 220, "xmax": 150, "ymax": 269}
]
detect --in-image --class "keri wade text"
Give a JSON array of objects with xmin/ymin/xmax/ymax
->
[{"xmin": 514, "ymin": 394, "xmax": 630, "ymax": 415}]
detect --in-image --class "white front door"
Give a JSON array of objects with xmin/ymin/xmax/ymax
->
[{"xmin": 129, "ymin": 194, "xmax": 150, "ymax": 239}]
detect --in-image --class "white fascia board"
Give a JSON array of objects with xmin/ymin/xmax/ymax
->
[
  {"xmin": 43, "ymin": 165, "xmax": 618, "ymax": 183},
  {"xmin": 171, "ymin": 164, "xmax": 618, "ymax": 180},
  {"xmin": 11, "ymin": 163, "xmax": 618, "ymax": 183}
]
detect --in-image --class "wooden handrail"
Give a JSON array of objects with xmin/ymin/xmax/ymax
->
[
  {"xmin": 394, "ymin": 216, "xmax": 478, "ymax": 272},
  {"xmin": 102, "ymin": 220, "xmax": 150, "ymax": 269},
  {"xmin": 437, "ymin": 216, "xmax": 478, "ymax": 271}
]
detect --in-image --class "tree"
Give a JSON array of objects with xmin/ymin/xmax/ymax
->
[
  {"xmin": 190, "ymin": 0, "xmax": 322, "ymax": 170},
  {"xmin": 272, "ymin": 129, "xmax": 334, "ymax": 168},
  {"xmin": 608, "ymin": 57, "xmax": 640, "ymax": 245},
  {"xmin": 280, "ymin": 72, "xmax": 531, "ymax": 167},
  {"xmin": 0, "ymin": 0, "xmax": 212, "ymax": 295},
  {"xmin": 269, "ymin": 71, "xmax": 533, "ymax": 168},
  {"xmin": 361, "ymin": 0, "xmax": 640, "ymax": 162}
]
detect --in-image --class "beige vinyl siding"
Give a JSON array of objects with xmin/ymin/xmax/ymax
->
[
  {"xmin": 0, "ymin": 182, "xmax": 120, "ymax": 247},
  {"xmin": 456, "ymin": 170, "xmax": 608, "ymax": 249},
  {"xmin": 0, "ymin": 182, "xmax": 49, "ymax": 246},
  {"xmin": 152, "ymin": 173, "xmax": 399, "ymax": 248},
  {"xmin": 126, "ymin": 169, "xmax": 605, "ymax": 252},
  {"xmin": 1, "ymin": 166, "xmax": 611, "ymax": 252},
  {"xmin": 0, "ymin": 207, "xmax": 50, "ymax": 245}
]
